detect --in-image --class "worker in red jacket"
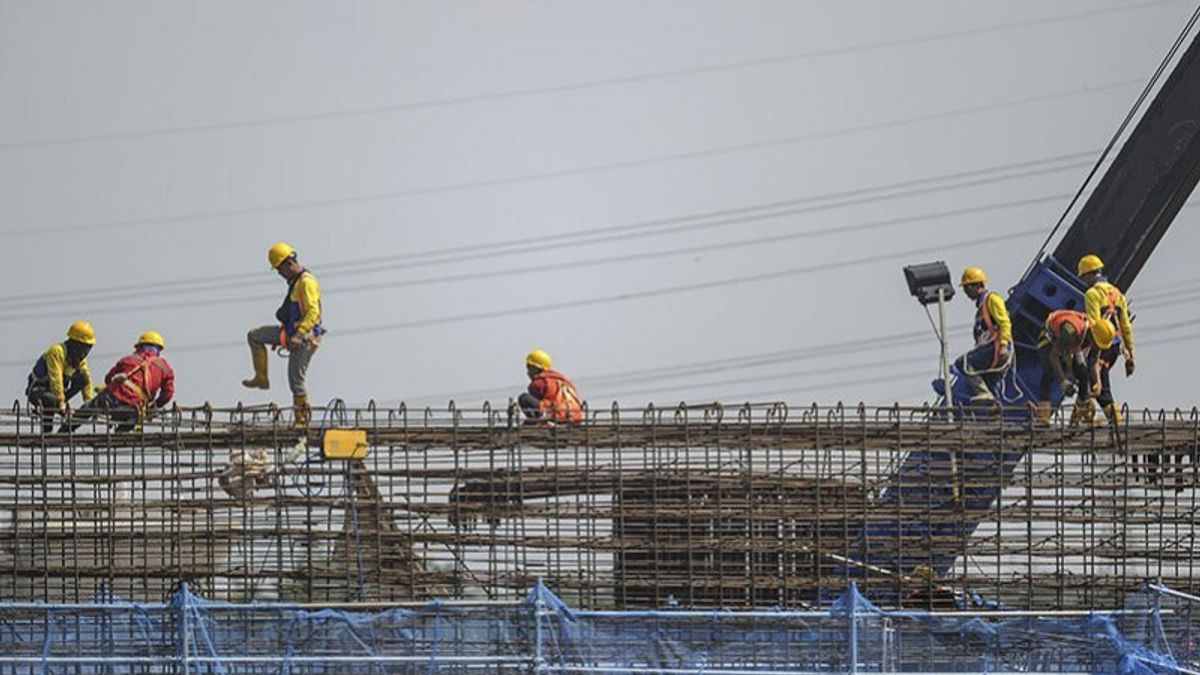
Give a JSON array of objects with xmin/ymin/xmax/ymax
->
[
  {"xmin": 66, "ymin": 331, "xmax": 175, "ymax": 433},
  {"xmin": 518, "ymin": 349, "xmax": 583, "ymax": 424}
]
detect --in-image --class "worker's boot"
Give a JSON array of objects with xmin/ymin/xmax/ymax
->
[
  {"xmin": 292, "ymin": 394, "xmax": 309, "ymax": 430},
  {"xmin": 241, "ymin": 346, "xmax": 270, "ymax": 390},
  {"xmin": 1069, "ymin": 399, "xmax": 1094, "ymax": 427},
  {"xmin": 1034, "ymin": 401, "xmax": 1052, "ymax": 426}
]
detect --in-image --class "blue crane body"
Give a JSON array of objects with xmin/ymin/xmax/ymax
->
[{"xmin": 853, "ymin": 25, "xmax": 1200, "ymax": 584}]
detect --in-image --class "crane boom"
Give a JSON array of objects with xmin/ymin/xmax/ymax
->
[{"xmin": 857, "ymin": 18, "xmax": 1200, "ymax": 590}]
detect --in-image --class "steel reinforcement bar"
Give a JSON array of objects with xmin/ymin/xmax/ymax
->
[{"xmin": 0, "ymin": 401, "xmax": 1196, "ymax": 611}]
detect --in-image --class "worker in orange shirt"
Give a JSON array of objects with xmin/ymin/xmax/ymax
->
[
  {"xmin": 67, "ymin": 331, "xmax": 175, "ymax": 433},
  {"xmin": 954, "ymin": 267, "xmax": 1012, "ymax": 404},
  {"xmin": 518, "ymin": 350, "xmax": 583, "ymax": 424},
  {"xmin": 1077, "ymin": 254, "xmax": 1135, "ymax": 428},
  {"xmin": 25, "ymin": 321, "xmax": 96, "ymax": 433},
  {"xmin": 242, "ymin": 242, "xmax": 324, "ymax": 429},
  {"xmin": 1035, "ymin": 310, "xmax": 1094, "ymax": 425}
]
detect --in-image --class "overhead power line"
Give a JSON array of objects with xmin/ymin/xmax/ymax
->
[
  {"xmin": 633, "ymin": 325, "xmax": 1200, "ymax": 404},
  {"xmin": 0, "ymin": 79, "xmax": 1137, "ymax": 240},
  {"xmin": 0, "ymin": 192, "xmax": 1073, "ymax": 322},
  {"xmin": 1022, "ymin": 0, "xmax": 1200, "ymax": 277},
  {"xmin": 388, "ymin": 328, "xmax": 964, "ymax": 407},
  {"xmin": 0, "ymin": 227, "xmax": 1045, "ymax": 370},
  {"xmin": 0, "ymin": 0, "xmax": 1176, "ymax": 149},
  {"xmin": 0, "ymin": 149, "xmax": 1096, "ymax": 309}
]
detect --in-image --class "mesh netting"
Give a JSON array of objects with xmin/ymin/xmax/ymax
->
[{"xmin": 0, "ymin": 583, "xmax": 1194, "ymax": 673}]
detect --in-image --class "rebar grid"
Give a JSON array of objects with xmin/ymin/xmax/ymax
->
[{"xmin": 0, "ymin": 402, "xmax": 1196, "ymax": 611}]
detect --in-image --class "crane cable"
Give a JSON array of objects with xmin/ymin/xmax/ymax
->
[{"xmin": 1021, "ymin": 2, "xmax": 1200, "ymax": 281}]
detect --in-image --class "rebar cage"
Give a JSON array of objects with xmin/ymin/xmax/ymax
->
[{"xmin": 0, "ymin": 402, "xmax": 1196, "ymax": 611}]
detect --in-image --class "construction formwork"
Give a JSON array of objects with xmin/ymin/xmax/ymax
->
[{"xmin": 0, "ymin": 402, "xmax": 1196, "ymax": 611}]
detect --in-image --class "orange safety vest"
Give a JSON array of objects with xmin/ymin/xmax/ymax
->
[
  {"xmin": 1045, "ymin": 309, "xmax": 1089, "ymax": 342},
  {"xmin": 973, "ymin": 291, "xmax": 1005, "ymax": 368},
  {"xmin": 531, "ymin": 371, "xmax": 584, "ymax": 423}
]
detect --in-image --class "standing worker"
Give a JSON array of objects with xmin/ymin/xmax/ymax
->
[
  {"xmin": 518, "ymin": 349, "xmax": 583, "ymax": 424},
  {"xmin": 26, "ymin": 321, "xmax": 96, "ymax": 433},
  {"xmin": 1077, "ymin": 254, "xmax": 1135, "ymax": 428},
  {"xmin": 67, "ymin": 332, "xmax": 175, "ymax": 433},
  {"xmin": 1035, "ymin": 309, "xmax": 1093, "ymax": 425},
  {"xmin": 953, "ymin": 267, "xmax": 1012, "ymax": 404},
  {"xmin": 242, "ymin": 242, "xmax": 324, "ymax": 429}
]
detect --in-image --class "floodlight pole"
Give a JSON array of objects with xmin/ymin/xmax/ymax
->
[{"xmin": 937, "ymin": 288, "xmax": 951, "ymax": 409}]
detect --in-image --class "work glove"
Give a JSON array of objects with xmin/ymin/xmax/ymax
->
[
  {"xmin": 287, "ymin": 333, "xmax": 305, "ymax": 351},
  {"xmin": 1060, "ymin": 380, "xmax": 1076, "ymax": 398},
  {"xmin": 1124, "ymin": 354, "xmax": 1136, "ymax": 377}
]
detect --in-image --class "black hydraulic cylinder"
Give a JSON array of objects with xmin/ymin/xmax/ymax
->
[{"xmin": 1052, "ymin": 28, "xmax": 1200, "ymax": 289}]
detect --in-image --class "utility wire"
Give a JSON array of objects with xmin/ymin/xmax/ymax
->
[
  {"xmin": 0, "ymin": 192, "xmax": 1073, "ymax": 322},
  {"xmin": 0, "ymin": 149, "xmax": 1096, "ymax": 309},
  {"xmin": 0, "ymin": 79, "xmax": 1137, "ymax": 240},
  {"xmin": 1020, "ymin": 0, "xmax": 1200, "ymax": 279},
  {"xmin": 0, "ymin": 0, "xmax": 1177, "ymax": 149},
  {"xmin": 388, "ymin": 312, "xmax": 1200, "ymax": 407},
  {"xmin": 389, "ymin": 329, "xmax": 965, "ymax": 407},
  {"xmin": 0, "ymin": 227, "xmax": 1044, "ymax": 370}
]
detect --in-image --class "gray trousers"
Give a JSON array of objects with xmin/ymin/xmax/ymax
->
[{"xmin": 247, "ymin": 325, "xmax": 315, "ymax": 396}]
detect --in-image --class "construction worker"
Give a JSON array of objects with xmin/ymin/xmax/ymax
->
[
  {"xmin": 1077, "ymin": 254, "xmax": 1135, "ymax": 428},
  {"xmin": 518, "ymin": 350, "xmax": 583, "ymax": 424},
  {"xmin": 1035, "ymin": 309, "xmax": 1093, "ymax": 424},
  {"xmin": 242, "ymin": 242, "xmax": 324, "ymax": 429},
  {"xmin": 953, "ymin": 267, "xmax": 1012, "ymax": 404},
  {"xmin": 25, "ymin": 321, "xmax": 97, "ymax": 433},
  {"xmin": 67, "ymin": 332, "xmax": 175, "ymax": 433}
]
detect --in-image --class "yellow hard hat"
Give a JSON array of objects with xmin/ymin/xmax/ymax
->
[
  {"xmin": 1077, "ymin": 254, "xmax": 1104, "ymax": 277},
  {"xmin": 67, "ymin": 320, "xmax": 96, "ymax": 345},
  {"xmin": 136, "ymin": 331, "xmax": 166, "ymax": 349},
  {"xmin": 526, "ymin": 349, "xmax": 553, "ymax": 371},
  {"xmin": 960, "ymin": 266, "xmax": 987, "ymax": 286},
  {"xmin": 268, "ymin": 242, "xmax": 297, "ymax": 269},
  {"xmin": 1091, "ymin": 320, "xmax": 1115, "ymax": 350}
]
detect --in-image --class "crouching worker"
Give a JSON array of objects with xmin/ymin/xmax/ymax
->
[
  {"xmin": 518, "ymin": 349, "xmax": 583, "ymax": 424},
  {"xmin": 66, "ymin": 332, "xmax": 175, "ymax": 433},
  {"xmin": 954, "ymin": 267, "xmax": 1012, "ymax": 404},
  {"xmin": 1035, "ymin": 310, "xmax": 1092, "ymax": 425},
  {"xmin": 26, "ymin": 321, "xmax": 96, "ymax": 433}
]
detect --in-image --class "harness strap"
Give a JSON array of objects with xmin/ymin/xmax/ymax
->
[
  {"xmin": 117, "ymin": 354, "xmax": 169, "ymax": 407},
  {"xmin": 977, "ymin": 291, "xmax": 1004, "ymax": 368}
]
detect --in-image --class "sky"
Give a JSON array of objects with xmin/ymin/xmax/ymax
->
[{"xmin": 1, "ymin": 0, "xmax": 1197, "ymax": 412}]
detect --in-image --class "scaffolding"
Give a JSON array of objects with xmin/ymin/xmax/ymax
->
[{"xmin": 0, "ymin": 402, "xmax": 1196, "ymax": 611}]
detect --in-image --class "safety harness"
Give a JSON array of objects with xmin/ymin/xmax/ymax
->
[
  {"xmin": 275, "ymin": 270, "xmax": 325, "ymax": 351},
  {"xmin": 971, "ymin": 291, "xmax": 1012, "ymax": 372},
  {"xmin": 535, "ymin": 372, "xmax": 584, "ymax": 423},
  {"xmin": 113, "ymin": 353, "xmax": 171, "ymax": 411}
]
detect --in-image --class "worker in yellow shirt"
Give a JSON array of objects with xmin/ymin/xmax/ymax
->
[
  {"xmin": 25, "ymin": 321, "xmax": 96, "ymax": 433},
  {"xmin": 242, "ymin": 242, "xmax": 324, "ymax": 428},
  {"xmin": 1077, "ymin": 254, "xmax": 1135, "ymax": 427},
  {"xmin": 954, "ymin": 267, "xmax": 1012, "ymax": 404}
]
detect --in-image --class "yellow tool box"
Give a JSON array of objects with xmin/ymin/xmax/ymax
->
[{"xmin": 322, "ymin": 429, "xmax": 369, "ymax": 460}]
